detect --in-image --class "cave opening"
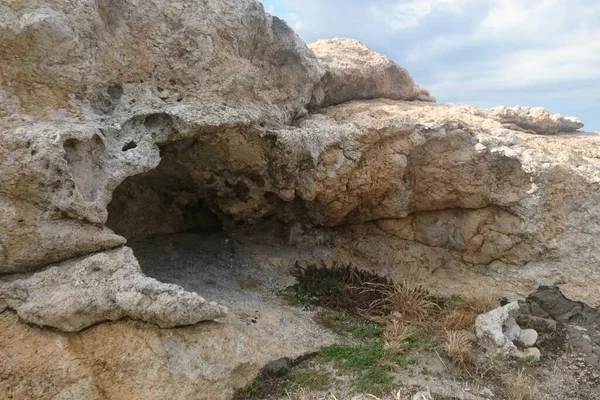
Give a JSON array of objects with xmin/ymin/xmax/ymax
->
[
  {"xmin": 104, "ymin": 136, "xmax": 307, "ymax": 308},
  {"xmin": 105, "ymin": 139, "xmax": 240, "ymax": 299}
]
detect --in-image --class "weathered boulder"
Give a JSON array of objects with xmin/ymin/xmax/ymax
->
[
  {"xmin": 0, "ymin": 306, "xmax": 336, "ymax": 400},
  {"xmin": 308, "ymin": 38, "xmax": 435, "ymax": 107},
  {"xmin": 481, "ymin": 106, "xmax": 584, "ymax": 134},
  {"xmin": 302, "ymin": 100, "xmax": 600, "ymax": 306},
  {"xmin": 0, "ymin": 247, "xmax": 227, "ymax": 331},
  {"xmin": 476, "ymin": 302, "xmax": 522, "ymax": 354},
  {"xmin": 0, "ymin": 0, "xmax": 322, "ymax": 123},
  {"xmin": 475, "ymin": 302, "xmax": 540, "ymax": 359}
]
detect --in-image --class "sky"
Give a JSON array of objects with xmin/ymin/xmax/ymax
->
[{"xmin": 261, "ymin": 0, "xmax": 600, "ymax": 131}]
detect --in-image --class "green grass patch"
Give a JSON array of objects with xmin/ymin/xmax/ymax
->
[
  {"xmin": 354, "ymin": 365, "xmax": 394, "ymax": 395},
  {"xmin": 317, "ymin": 341, "xmax": 408, "ymax": 395},
  {"xmin": 278, "ymin": 284, "xmax": 313, "ymax": 307},
  {"xmin": 288, "ymin": 368, "xmax": 331, "ymax": 392},
  {"xmin": 318, "ymin": 342, "xmax": 385, "ymax": 370},
  {"xmin": 232, "ymin": 376, "xmax": 263, "ymax": 399},
  {"xmin": 385, "ymin": 352, "xmax": 409, "ymax": 368},
  {"xmin": 317, "ymin": 311, "xmax": 382, "ymax": 340}
]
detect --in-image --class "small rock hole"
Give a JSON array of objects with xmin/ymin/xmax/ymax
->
[
  {"xmin": 122, "ymin": 141, "xmax": 138, "ymax": 151},
  {"xmin": 63, "ymin": 138, "xmax": 78, "ymax": 150},
  {"xmin": 144, "ymin": 113, "xmax": 173, "ymax": 131},
  {"xmin": 107, "ymin": 84, "xmax": 123, "ymax": 100}
]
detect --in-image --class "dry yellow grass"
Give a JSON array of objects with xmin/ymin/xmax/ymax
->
[
  {"xmin": 441, "ymin": 330, "xmax": 475, "ymax": 370},
  {"xmin": 365, "ymin": 281, "xmax": 439, "ymax": 321},
  {"xmin": 382, "ymin": 319, "xmax": 413, "ymax": 354},
  {"xmin": 440, "ymin": 293, "xmax": 497, "ymax": 331},
  {"xmin": 377, "ymin": 359, "xmax": 405, "ymax": 374},
  {"xmin": 509, "ymin": 369, "xmax": 540, "ymax": 400}
]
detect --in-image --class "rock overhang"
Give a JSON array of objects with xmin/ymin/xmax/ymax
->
[{"xmin": 1, "ymin": 0, "xmax": 600, "ymax": 338}]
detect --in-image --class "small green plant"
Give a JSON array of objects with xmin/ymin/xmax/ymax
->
[
  {"xmin": 523, "ymin": 355, "xmax": 539, "ymax": 365},
  {"xmin": 288, "ymin": 368, "xmax": 331, "ymax": 392},
  {"xmin": 318, "ymin": 342, "xmax": 385, "ymax": 370},
  {"xmin": 317, "ymin": 311, "xmax": 382, "ymax": 339},
  {"xmin": 420, "ymin": 366, "xmax": 430, "ymax": 375},
  {"xmin": 354, "ymin": 365, "xmax": 394, "ymax": 395},
  {"xmin": 278, "ymin": 284, "xmax": 313, "ymax": 306},
  {"xmin": 451, "ymin": 294, "xmax": 463, "ymax": 302}
]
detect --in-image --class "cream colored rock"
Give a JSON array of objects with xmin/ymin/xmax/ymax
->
[
  {"xmin": 482, "ymin": 106, "xmax": 584, "ymax": 134},
  {"xmin": 0, "ymin": 0, "xmax": 322, "ymax": 123},
  {"xmin": 0, "ymin": 0, "xmax": 323, "ymax": 273},
  {"xmin": 519, "ymin": 329, "xmax": 538, "ymax": 347},
  {"xmin": 1, "ymin": 0, "xmax": 600, "ymax": 337},
  {"xmin": 0, "ymin": 307, "xmax": 336, "ymax": 400},
  {"xmin": 1, "ymin": 0, "xmax": 600, "ymax": 397},
  {"xmin": 308, "ymin": 38, "xmax": 435, "ymax": 107},
  {"xmin": 0, "ymin": 247, "xmax": 227, "ymax": 331},
  {"xmin": 307, "ymin": 100, "xmax": 600, "ymax": 306}
]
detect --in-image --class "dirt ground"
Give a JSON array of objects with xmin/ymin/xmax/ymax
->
[{"xmin": 130, "ymin": 227, "xmax": 600, "ymax": 400}]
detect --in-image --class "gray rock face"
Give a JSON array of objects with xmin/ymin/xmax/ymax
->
[
  {"xmin": 308, "ymin": 38, "xmax": 435, "ymax": 107},
  {"xmin": 476, "ymin": 302, "xmax": 521, "ymax": 353},
  {"xmin": 475, "ymin": 302, "xmax": 540, "ymax": 359},
  {"xmin": 0, "ymin": 247, "xmax": 227, "ymax": 331}
]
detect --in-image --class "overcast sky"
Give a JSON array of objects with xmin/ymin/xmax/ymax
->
[{"xmin": 262, "ymin": 0, "xmax": 600, "ymax": 131}]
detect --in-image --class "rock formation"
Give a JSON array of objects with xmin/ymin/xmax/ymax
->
[
  {"xmin": 0, "ymin": 247, "xmax": 227, "ymax": 331},
  {"xmin": 308, "ymin": 38, "xmax": 435, "ymax": 107},
  {"xmin": 0, "ymin": 0, "xmax": 598, "ymax": 398},
  {"xmin": 475, "ymin": 301, "xmax": 540, "ymax": 360}
]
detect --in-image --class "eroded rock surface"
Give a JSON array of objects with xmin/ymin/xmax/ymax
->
[
  {"xmin": 475, "ymin": 302, "xmax": 540, "ymax": 359},
  {"xmin": 481, "ymin": 106, "xmax": 584, "ymax": 134},
  {"xmin": 0, "ymin": 247, "xmax": 227, "ymax": 331},
  {"xmin": 0, "ymin": 308, "xmax": 335, "ymax": 400},
  {"xmin": 0, "ymin": 227, "xmax": 338, "ymax": 400},
  {"xmin": 1, "ymin": 0, "xmax": 599, "ymax": 397},
  {"xmin": 309, "ymin": 38, "xmax": 435, "ymax": 107}
]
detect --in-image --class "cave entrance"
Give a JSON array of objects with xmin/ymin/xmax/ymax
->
[
  {"xmin": 104, "ymin": 138, "xmax": 300, "ymax": 307},
  {"xmin": 106, "ymin": 146, "xmax": 223, "ymax": 241},
  {"xmin": 105, "ymin": 138, "xmax": 239, "ymax": 299}
]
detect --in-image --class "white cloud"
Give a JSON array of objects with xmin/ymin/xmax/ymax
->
[
  {"xmin": 262, "ymin": 0, "xmax": 600, "ymax": 128},
  {"xmin": 408, "ymin": 0, "xmax": 600, "ymax": 94},
  {"xmin": 389, "ymin": 0, "xmax": 475, "ymax": 29},
  {"xmin": 283, "ymin": 12, "xmax": 304, "ymax": 31}
]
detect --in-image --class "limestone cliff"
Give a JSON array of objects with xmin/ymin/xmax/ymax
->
[{"xmin": 0, "ymin": 0, "xmax": 598, "ymax": 398}]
